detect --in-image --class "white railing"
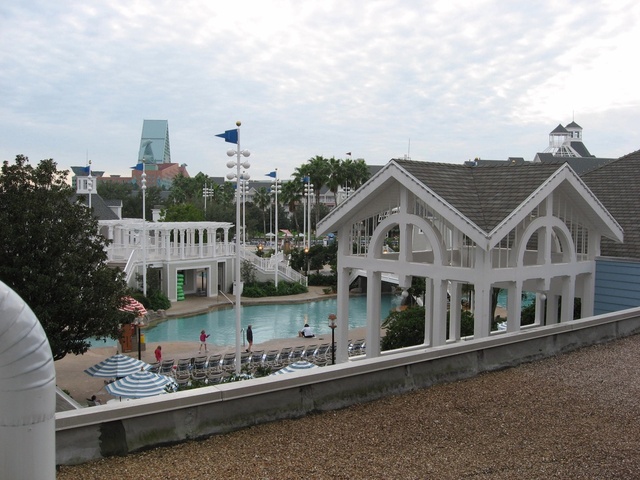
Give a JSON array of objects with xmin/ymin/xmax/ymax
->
[{"xmin": 241, "ymin": 249, "xmax": 307, "ymax": 286}]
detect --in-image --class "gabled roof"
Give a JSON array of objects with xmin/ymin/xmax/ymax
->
[
  {"xmin": 318, "ymin": 159, "xmax": 622, "ymax": 249},
  {"xmin": 551, "ymin": 124, "xmax": 569, "ymax": 135},
  {"xmin": 582, "ymin": 149, "xmax": 640, "ymax": 258},
  {"xmin": 534, "ymin": 154, "xmax": 615, "ymax": 175},
  {"xmin": 71, "ymin": 193, "xmax": 120, "ymax": 221}
]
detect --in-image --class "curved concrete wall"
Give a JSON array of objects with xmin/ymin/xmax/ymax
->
[
  {"xmin": 0, "ymin": 281, "xmax": 56, "ymax": 479},
  {"xmin": 56, "ymin": 308, "xmax": 640, "ymax": 466}
]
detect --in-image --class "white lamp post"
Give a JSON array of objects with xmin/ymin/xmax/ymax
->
[
  {"xmin": 141, "ymin": 162, "xmax": 147, "ymax": 297},
  {"xmin": 87, "ymin": 160, "xmax": 93, "ymax": 210},
  {"xmin": 271, "ymin": 169, "xmax": 281, "ymax": 287},
  {"xmin": 223, "ymin": 121, "xmax": 250, "ymax": 374},
  {"xmin": 305, "ymin": 182, "xmax": 314, "ymax": 250}
]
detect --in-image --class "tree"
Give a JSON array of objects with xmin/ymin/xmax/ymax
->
[
  {"xmin": 253, "ymin": 186, "xmax": 271, "ymax": 235},
  {"xmin": 161, "ymin": 203, "xmax": 205, "ymax": 221},
  {"xmin": 381, "ymin": 306, "xmax": 425, "ymax": 351},
  {"xmin": 0, "ymin": 155, "xmax": 132, "ymax": 360}
]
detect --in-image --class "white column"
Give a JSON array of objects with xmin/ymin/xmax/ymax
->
[
  {"xmin": 506, "ymin": 282, "xmax": 523, "ymax": 332},
  {"xmin": 432, "ymin": 279, "xmax": 448, "ymax": 346},
  {"xmin": 365, "ymin": 270, "xmax": 382, "ymax": 358}
]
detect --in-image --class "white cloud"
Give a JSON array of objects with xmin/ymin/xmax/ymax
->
[{"xmin": 1, "ymin": 0, "xmax": 639, "ymax": 179}]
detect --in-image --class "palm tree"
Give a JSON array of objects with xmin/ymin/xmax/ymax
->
[
  {"xmin": 253, "ymin": 186, "xmax": 271, "ymax": 236},
  {"xmin": 326, "ymin": 156, "xmax": 345, "ymax": 205},
  {"xmin": 343, "ymin": 158, "xmax": 370, "ymax": 194},
  {"xmin": 281, "ymin": 179, "xmax": 303, "ymax": 232},
  {"xmin": 296, "ymin": 155, "xmax": 330, "ymax": 227}
]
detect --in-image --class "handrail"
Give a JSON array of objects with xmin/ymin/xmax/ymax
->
[{"xmin": 218, "ymin": 290, "xmax": 234, "ymax": 305}]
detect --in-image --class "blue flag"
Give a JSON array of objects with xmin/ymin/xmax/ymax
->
[
  {"xmin": 303, "ymin": 176, "xmax": 310, "ymax": 183},
  {"xmin": 215, "ymin": 129, "xmax": 238, "ymax": 144},
  {"xmin": 130, "ymin": 163, "xmax": 144, "ymax": 171},
  {"xmin": 265, "ymin": 171, "xmax": 277, "ymax": 178}
]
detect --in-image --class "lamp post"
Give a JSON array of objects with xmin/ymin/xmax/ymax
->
[
  {"xmin": 305, "ymin": 182, "xmax": 314, "ymax": 250},
  {"xmin": 328, "ymin": 313, "xmax": 337, "ymax": 365},
  {"xmin": 87, "ymin": 160, "xmax": 93, "ymax": 210},
  {"xmin": 134, "ymin": 319, "xmax": 145, "ymax": 360},
  {"xmin": 203, "ymin": 183, "xmax": 214, "ymax": 215},
  {"xmin": 222, "ymin": 121, "xmax": 250, "ymax": 374},
  {"xmin": 271, "ymin": 169, "xmax": 281, "ymax": 287},
  {"xmin": 141, "ymin": 162, "xmax": 147, "ymax": 297}
]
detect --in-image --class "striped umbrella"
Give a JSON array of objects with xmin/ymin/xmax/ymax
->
[
  {"xmin": 120, "ymin": 296, "xmax": 147, "ymax": 317},
  {"xmin": 84, "ymin": 354, "xmax": 151, "ymax": 379},
  {"xmin": 105, "ymin": 371, "xmax": 177, "ymax": 399},
  {"xmin": 272, "ymin": 360, "xmax": 319, "ymax": 375}
]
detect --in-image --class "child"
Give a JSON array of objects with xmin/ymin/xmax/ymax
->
[
  {"xmin": 154, "ymin": 345, "xmax": 162, "ymax": 363},
  {"xmin": 199, "ymin": 330, "xmax": 210, "ymax": 353}
]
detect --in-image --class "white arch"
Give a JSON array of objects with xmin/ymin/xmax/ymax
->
[
  {"xmin": 369, "ymin": 214, "xmax": 445, "ymax": 266},
  {"xmin": 515, "ymin": 216, "xmax": 577, "ymax": 267}
]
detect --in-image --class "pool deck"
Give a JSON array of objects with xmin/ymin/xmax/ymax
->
[{"xmin": 56, "ymin": 287, "xmax": 349, "ymax": 409}]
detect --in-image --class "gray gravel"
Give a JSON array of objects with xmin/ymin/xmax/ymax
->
[{"xmin": 57, "ymin": 334, "xmax": 640, "ymax": 479}]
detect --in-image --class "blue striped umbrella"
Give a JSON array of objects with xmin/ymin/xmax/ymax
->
[
  {"xmin": 105, "ymin": 371, "xmax": 177, "ymax": 399},
  {"xmin": 272, "ymin": 360, "xmax": 319, "ymax": 375},
  {"xmin": 84, "ymin": 354, "xmax": 151, "ymax": 379}
]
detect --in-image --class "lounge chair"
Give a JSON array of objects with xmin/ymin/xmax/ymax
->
[
  {"xmin": 175, "ymin": 358, "xmax": 191, "ymax": 375},
  {"xmin": 302, "ymin": 344, "xmax": 318, "ymax": 361},
  {"xmin": 207, "ymin": 353, "xmax": 222, "ymax": 372},
  {"xmin": 278, "ymin": 347, "xmax": 293, "ymax": 366},
  {"xmin": 160, "ymin": 359, "xmax": 175, "ymax": 376},
  {"xmin": 193, "ymin": 355, "xmax": 208, "ymax": 373},
  {"xmin": 221, "ymin": 352, "xmax": 236, "ymax": 372},
  {"xmin": 289, "ymin": 346, "xmax": 304, "ymax": 362},
  {"xmin": 250, "ymin": 350, "xmax": 265, "ymax": 366},
  {"xmin": 264, "ymin": 349, "xmax": 280, "ymax": 367},
  {"xmin": 349, "ymin": 339, "xmax": 366, "ymax": 356},
  {"xmin": 206, "ymin": 371, "xmax": 224, "ymax": 385}
]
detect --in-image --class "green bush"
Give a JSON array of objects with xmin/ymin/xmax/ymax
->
[
  {"xmin": 242, "ymin": 281, "xmax": 307, "ymax": 298},
  {"xmin": 381, "ymin": 306, "xmax": 425, "ymax": 351}
]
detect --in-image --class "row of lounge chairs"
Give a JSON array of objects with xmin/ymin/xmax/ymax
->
[{"xmin": 148, "ymin": 339, "xmax": 367, "ymax": 385}]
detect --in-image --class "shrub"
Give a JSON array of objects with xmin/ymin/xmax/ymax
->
[{"xmin": 381, "ymin": 306, "xmax": 425, "ymax": 351}]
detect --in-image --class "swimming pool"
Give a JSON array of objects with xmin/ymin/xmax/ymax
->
[{"xmin": 93, "ymin": 295, "xmax": 397, "ymax": 348}]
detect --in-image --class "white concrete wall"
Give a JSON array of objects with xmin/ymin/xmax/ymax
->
[{"xmin": 56, "ymin": 308, "xmax": 640, "ymax": 466}]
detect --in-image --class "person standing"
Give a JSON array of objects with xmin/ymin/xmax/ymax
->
[
  {"xmin": 246, "ymin": 325, "xmax": 253, "ymax": 353},
  {"xmin": 199, "ymin": 329, "xmax": 210, "ymax": 353},
  {"xmin": 154, "ymin": 345, "xmax": 162, "ymax": 363}
]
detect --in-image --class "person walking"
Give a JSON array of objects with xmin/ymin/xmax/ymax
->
[
  {"xmin": 199, "ymin": 330, "xmax": 210, "ymax": 353},
  {"xmin": 154, "ymin": 345, "xmax": 162, "ymax": 363},
  {"xmin": 246, "ymin": 325, "xmax": 253, "ymax": 353}
]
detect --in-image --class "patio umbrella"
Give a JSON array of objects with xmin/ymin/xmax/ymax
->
[
  {"xmin": 84, "ymin": 354, "xmax": 151, "ymax": 379},
  {"xmin": 272, "ymin": 360, "xmax": 319, "ymax": 375},
  {"xmin": 105, "ymin": 371, "xmax": 177, "ymax": 399},
  {"xmin": 120, "ymin": 296, "xmax": 147, "ymax": 317}
]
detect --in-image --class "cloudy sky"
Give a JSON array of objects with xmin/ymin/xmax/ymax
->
[{"xmin": 1, "ymin": 1, "xmax": 639, "ymax": 181}]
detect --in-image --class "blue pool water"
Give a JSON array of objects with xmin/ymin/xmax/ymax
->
[{"xmin": 93, "ymin": 295, "xmax": 396, "ymax": 348}]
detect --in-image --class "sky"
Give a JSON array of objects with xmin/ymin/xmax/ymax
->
[{"xmin": 1, "ymin": 0, "xmax": 639, "ymax": 181}]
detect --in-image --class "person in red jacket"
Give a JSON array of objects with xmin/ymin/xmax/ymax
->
[{"xmin": 199, "ymin": 330, "xmax": 210, "ymax": 353}]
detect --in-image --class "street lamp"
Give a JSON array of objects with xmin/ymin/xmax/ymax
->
[
  {"xmin": 203, "ymin": 183, "xmax": 214, "ymax": 215},
  {"xmin": 328, "ymin": 313, "xmax": 337, "ymax": 365},
  {"xmin": 87, "ymin": 160, "xmax": 93, "ymax": 210},
  {"xmin": 270, "ymin": 169, "xmax": 281, "ymax": 287},
  {"xmin": 134, "ymin": 318, "xmax": 145, "ymax": 360},
  {"xmin": 130, "ymin": 160, "xmax": 148, "ymax": 296},
  {"xmin": 221, "ymin": 121, "xmax": 250, "ymax": 374},
  {"xmin": 304, "ymin": 182, "xmax": 314, "ymax": 250},
  {"xmin": 141, "ymin": 163, "xmax": 147, "ymax": 297}
]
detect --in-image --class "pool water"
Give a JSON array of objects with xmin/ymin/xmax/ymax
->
[{"xmin": 93, "ymin": 295, "xmax": 396, "ymax": 348}]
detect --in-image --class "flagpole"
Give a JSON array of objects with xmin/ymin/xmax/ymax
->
[
  {"xmin": 274, "ymin": 169, "xmax": 279, "ymax": 288},
  {"xmin": 142, "ymin": 161, "xmax": 147, "ymax": 297},
  {"xmin": 221, "ymin": 121, "xmax": 250, "ymax": 375}
]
